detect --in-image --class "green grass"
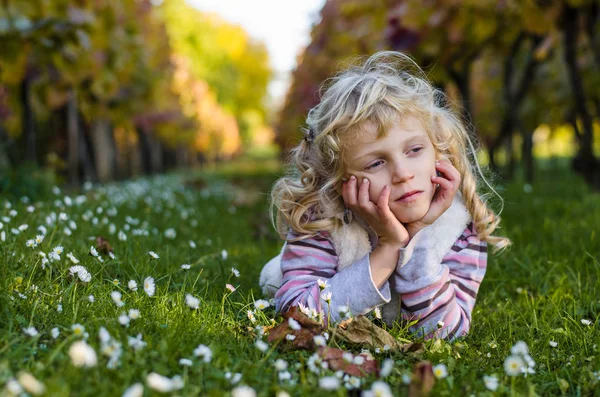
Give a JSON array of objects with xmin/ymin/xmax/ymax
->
[{"xmin": 0, "ymin": 158, "xmax": 599, "ymax": 396}]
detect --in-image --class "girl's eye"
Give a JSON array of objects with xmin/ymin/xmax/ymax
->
[
  {"xmin": 410, "ymin": 147, "xmax": 423, "ymax": 154},
  {"xmin": 366, "ymin": 160, "xmax": 383, "ymax": 170}
]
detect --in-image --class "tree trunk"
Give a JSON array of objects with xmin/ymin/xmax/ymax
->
[
  {"xmin": 149, "ymin": 135, "xmax": 163, "ymax": 174},
  {"xmin": 91, "ymin": 119, "xmax": 115, "ymax": 183},
  {"xmin": 521, "ymin": 126, "xmax": 534, "ymax": 183},
  {"xmin": 135, "ymin": 127, "xmax": 153, "ymax": 175},
  {"xmin": 563, "ymin": 4, "xmax": 600, "ymax": 188},
  {"xmin": 79, "ymin": 119, "xmax": 97, "ymax": 183},
  {"xmin": 20, "ymin": 76, "xmax": 36, "ymax": 165},
  {"xmin": 66, "ymin": 89, "xmax": 79, "ymax": 185}
]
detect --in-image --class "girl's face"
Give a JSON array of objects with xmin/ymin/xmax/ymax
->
[{"xmin": 342, "ymin": 115, "xmax": 438, "ymax": 224}]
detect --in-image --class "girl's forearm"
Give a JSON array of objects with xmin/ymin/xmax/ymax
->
[{"xmin": 369, "ymin": 243, "xmax": 401, "ymax": 289}]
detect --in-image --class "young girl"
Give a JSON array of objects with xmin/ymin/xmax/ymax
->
[{"xmin": 259, "ymin": 51, "xmax": 510, "ymax": 341}]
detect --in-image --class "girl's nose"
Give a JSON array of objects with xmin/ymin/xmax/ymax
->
[{"xmin": 391, "ymin": 162, "xmax": 413, "ymax": 183}]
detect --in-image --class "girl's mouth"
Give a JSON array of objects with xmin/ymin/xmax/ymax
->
[{"xmin": 396, "ymin": 191, "xmax": 423, "ymax": 203}]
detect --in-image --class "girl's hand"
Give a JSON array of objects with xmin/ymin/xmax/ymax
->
[
  {"xmin": 406, "ymin": 159, "xmax": 461, "ymax": 237},
  {"xmin": 342, "ymin": 175, "xmax": 410, "ymax": 248}
]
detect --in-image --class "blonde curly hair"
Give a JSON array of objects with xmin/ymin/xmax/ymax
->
[{"xmin": 270, "ymin": 51, "xmax": 511, "ymax": 252}]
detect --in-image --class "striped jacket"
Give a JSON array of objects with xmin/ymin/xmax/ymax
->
[{"xmin": 273, "ymin": 218, "xmax": 488, "ymax": 341}]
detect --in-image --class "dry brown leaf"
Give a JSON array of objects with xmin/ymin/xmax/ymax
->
[
  {"xmin": 267, "ymin": 307, "xmax": 326, "ymax": 351},
  {"xmin": 318, "ymin": 346, "xmax": 379, "ymax": 378},
  {"xmin": 408, "ymin": 361, "xmax": 435, "ymax": 397},
  {"xmin": 333, "ymin": 315, "xmax": 423, "ymax": 354}
]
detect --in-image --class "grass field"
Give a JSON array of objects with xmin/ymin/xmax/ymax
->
[{"xmin": 0, "ymin": 157, "xmax": 599, "ymax": 396}]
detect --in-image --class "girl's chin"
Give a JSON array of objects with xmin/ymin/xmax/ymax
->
[{"xmin": 393, "ymin": 207, "xmax": 429, "ymax": 224}]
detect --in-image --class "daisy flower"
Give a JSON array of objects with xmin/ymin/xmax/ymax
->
[
  {"xmin": 69, "ymin": 340, "xmax": 97, "ymax": 367},
  {"xmin": 122, "ymin": 383, "xmax": 143, "ymax": 397},
  {"xmin": 231, "ymin": 267, "xmax": 240, "ymax": 277},
  {"xmin": 255, "ymin": 340, "xmax": 268, "ymax": 352},
  {"xmin": 17, "ymin": 371, "xmax": 46, "ymax": 395},
  {"xmin": 52, "ymin": 245, "xmax": 64, "ymax": 257},
  {"xmin": 179, "ymin": 358, "xmax": 193, "ymax": 366},
  {"xmin": 288, "ymin": 317, "xmax": 301, "ymax": 331},
  {"xmin": 504, "ymin": 355, "xmax": 525, "ymax": 376},
  {"xmin": 254, "ymin": 299, "xmax": 270, "ymax": 310},
  {"xmin": 89, "ymin": 246, "xmax": 99, "ymax": 257},
  {"xmin": 231, "ymin": 386, "xmax": 256, "ymax": 397},
  {"xmin": 364, "ymin": 381, "xmax": 393, "ymax": 397},
  {"xmin": 186, "ymin": 294, "xmax": 200, "ymax": 310},
  {"xmin": 581, "ymin": 319, "xmax": 592, "ymax": 326},
  {"xmin": 51, "ymin": 327, "xmax": 60, "ymax": 339},
  {"xmin": 221, "ymin": 250, "xmax": 228, "ymax": 260},
  {"xmin": 128, "ymin": 309, "xmax": 140, "ymax": 320},
  {"xmin": 549, "ymin": 340, "xmax": 558, "ymax": 348},
  {"xmin": 318, "ymin": 376, "xmax": 340, "ymax": 390},
  {"xmin": 69, "ymin": 265, "xmax": 92, "ymax": 283},
  {"xmin": 26, "ymin": 239, "xmax": 36, "ymax": 248},
  {"xmin": 380, "ymin": 358, "xmax": 394, "ymax": 377},
  {"xmin": 483, "ymin": 375, "xmax": 499, "ymax": 391},
  {"xmin": 148, "ymin": 251, "xmax": 159, "ymax": 260},
  {"xmin": 181, "ymin": 264, "xmax": 191, "ymax": 270},
  {"xmin": 127, "ymin": 334, "xmax": 146, "ymax": 351},
  {"xmin": 433, "ymin": 363, "xmax": 448, "ymax": 379},
  {"xmin": 23, "ymin": 326, "xmax": 39, "ymax": 337},
  {"xmin": 317, "ymin": 279, "xmax": 328, "ymax": 290},
  {"xmin": 128, "ymin": 280, "xmax": 138, "ymax": 291},
  {"xmin": 111, "ymin": 291, "xmax": 124, "ymax": 307},
  {"xmin": 143, "ymin": 277, "xmax": 155, "ymax": 296},
  {"xmin": 193, "ymin": 344, "xmax": 212, "ymax": 363},
  {"xmin": 67, "ymin": 252, "xmax": 79, "ymax": 264},
  {"xmin": 274, "ymin": 359, "xmax": 288, "ymax": 371},
  {"xmin": 226, "ymin": 284, "xmax": 236, "ymax": 292},
  {"xmin": 35, "ymin": 235, "xmax": 44, "ymax": 244},
  {"xmin": 146, "ymin": 373, "xmax": 176, "ymax": 393},
  {"xmin": 71, "ymin": 324, "xmax": 85, "ymax": 337}
]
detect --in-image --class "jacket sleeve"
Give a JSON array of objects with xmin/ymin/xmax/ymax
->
[
  {"xmin": 393, "ymin": 222, "xmax": 488, "ymax": 341},
  {"xmin": 274, "ymin": 230, "xmax": 391, "ymax": 324}
]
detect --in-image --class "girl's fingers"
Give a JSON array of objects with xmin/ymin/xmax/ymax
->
[
  {"xmin": 435, "ymin": 160, "xmax": 460, "ymax": 183},
  {"xmin": 431, "ymin": 175, "xmax": 454, "ymax": 192},
  {"xmin": 343, "ymin": 176, "xmax": 358, "ymax": 206},
  {"xmin": 358, "ymin": 178, "xmax": 371, "ymax": 210}
]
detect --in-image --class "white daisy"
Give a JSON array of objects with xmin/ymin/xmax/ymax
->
[
  {"xmin": 380, "ymin": 358, "xmax": 394, "ymax": 377},
  {"xmin": 581, "ymin": 319, "xmax": 592, "ymax": 326},
  {"xmin": 68, "ymin": 340, "xmax": 97, "ymax": 367},
  {"xmin": 318, "ymin": 376, "xmax": 340, "ymax": 390},
  {"xmin": 143, "ymin": 277, "xmax": 155, "ymax": 296},
  {"xmin": 52, "ymin": 245, "xmax": 64, "ymax": 256},
  {"xmin": 51, "ymin": 327, "xmax": 60, "ymax": 339},
  {"xmin": 17, "ymin": 372, "xmax": 46, "ymax": 395},
  {"xmin": 288, "ymin": 317, "xmax": 301, "ymax": 331},
  {"xmin": 313, "ymin": 335, "xmax": 326, "ymax": 347},
  {"xmin": 254, "ymin": 299, "xmax": 270, "ymax": 310},
  {"xmin": 549, "ymin": 340, "xmax": 558, "ymax": 348},
  {"xmin": 23, "ymin": 327, "xmax": 39, "ymax": 337},
  {"xmin": 186, "ymin": 294, "xmax": 200, "ymax": 310},
  {"xmin": 69, "ymin": 265, "xmax": 91, "ymax": 283},
  {"xmin": 433, "ymin": 363, "xmax": 448, "ymax": 379},
  {"xmin": 317, "ymin": 279, "xmax": 328, "ymax": 290},
  {"xmin": 221, "ymin": 249, "xmax": 228, "ymax": 260},
  {"xmin": 67, "ymin": 252, "xmax": 79, "ymax": 264},
  {"xmin": 128, "ymin": 309, "xmax": 140, "ymax": 320},
  {"xmin": 148, "ymin": 251, "xmax": 159, "ymax": 259},
  {"xmin": 274, "ymin": 359, "xmax": 288, "ymax": 371},
  {"xmin": 365, "ymin": 381, "xmax": 393, "ymax": 397},
  {"xmin": 71, "ymin": 324, "xmax": 85, "ymax": 337},
  {"xmin": 255, "ymin": 340, "xmax": 268, "ymax": 352},
  {"xmin": 483, "ymin": 375, "xmax": 499, "ymax": 391},
  {"xmin": 110, "ymin": 291, "xmax": 124, "ymax": 307},
  {"xmin": 231, "ymin": 386, "xmax": 256, "ymax": 397},
  {"xmin": 179, "ymin": 358, "xmax": 193, "ymax": 366},
  {"xmin": 181, "ymin": 264, "xmax": 191, "ymax": 270},
  {"xmin": 504, "ymin": 355, "xmax": 525, "ymax": 376},
  {"xmin": 146, "ymin": 373, "xmax": 175, "ymax": 393},
  {"xmin": 231, "ymin": 267, "xmax": 240, "ymax": 277},
  {"xmin": 118, "ymin": 314, "xmax": 130, "ymax": 327},
  {"xmin": 122, "ymin": 383, "xmax": 143, "ymax": 397},
  {"xmin": 35, "ymin": 235, "xmax": 44, "ymax": 244},
  {"xmin": 128, "ymin": 280, "xmax": 138, "ymax": 291},
  {"xmin": 193, "ymin": 344, "xmax": 212, "ymax": 363},
  {"xmin": 127, "ymin": 334, "xmax": 146, "ymax": 351},
  {"xmin": 26, "ymin": 239, "xmax": 36, "ymax": 248}
]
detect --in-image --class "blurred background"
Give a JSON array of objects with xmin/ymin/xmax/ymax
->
[{"xmin": 0, "ymin": 0, "xmax": 598, "ymax": 197}]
